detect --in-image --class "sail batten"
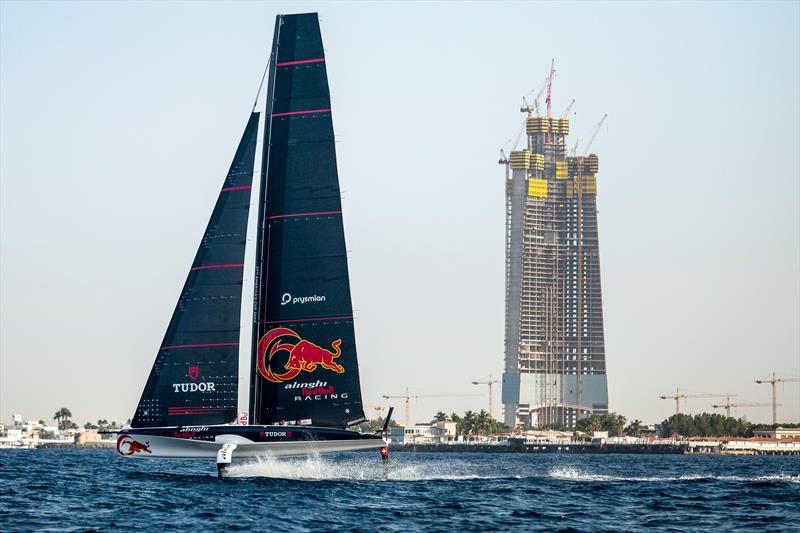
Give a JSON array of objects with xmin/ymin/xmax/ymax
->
[
  {"xmin": 132, "ymin": 113, "xmax": 260, "ymax": 429},
  {"xmin": 251, "ymin": 13, "xmax": 366, "ymax": 428}
]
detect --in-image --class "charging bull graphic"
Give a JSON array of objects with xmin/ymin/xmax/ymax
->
[
  {"xmin": 116, "ymin": 435, "xmax": 152, "ymax": 456},
  {"xmin": 257, "ymin": 327, "xmax": 345, "ymax": 383}
]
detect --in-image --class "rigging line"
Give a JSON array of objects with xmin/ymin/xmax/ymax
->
[{"xmin": 252, "ymin": 53, "xmax": 271, "ymax": 112}]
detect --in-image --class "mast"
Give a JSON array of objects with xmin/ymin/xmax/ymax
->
[
  {"xmin": 250, "ymin": 13, "xmax": 367, "ymax": 428},
  {"xmin": 248, "ymin": 14, "xmax": 282, "ymax": 424}
]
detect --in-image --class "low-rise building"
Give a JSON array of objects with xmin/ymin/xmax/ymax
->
[
  {"xmin": 685, "ymin": 436, "xmax": 800, "ymax": 455},
  {"xmin": 4, "ymin": 428, "xmax": 23, "ymax": 442},
  {"xmin": 389, "ymin": 422, "xmax": 455, "ymax": 445},
  {"xmin": 722, "ymin": 437, "xmax": 800, "ymax": 455},
  {"xmin": 752, "ymin": 427, "xmax": 800, "ymax": 440},
  {"xmin": 75, "ymin": 431, "xmax": 102, "ymax": 444},
  {"xmin": 516, "ymin": 429, "xmax": 573, "ymax": 444},
  {"xmin": 431, "ymin": 420, "xmax": 456, "ymax": 439}
]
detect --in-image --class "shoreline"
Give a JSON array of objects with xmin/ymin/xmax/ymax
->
[
  {"xmin": 3, "ymin": 442, "xmax": 798, "ymax": 456},
  {"xmin": 35, "ymin": 442, "xmax": 116, "ymax": 449},
  {"xmin": 393, "ymin": 443, "xmax": 800, "ymax": 456}
]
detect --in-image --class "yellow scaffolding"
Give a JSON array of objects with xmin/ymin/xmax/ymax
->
[
  {"xmin": 526, "ymin": 117, "xmax": 570, "ymax": 135},
  {"xmin": 510, "ymin": 150, "xmax": 531, "ymax": 169},
  {"xmin": 555, "ymin": 161, "xmax": 568, "ymax": 179},
  {"xmin": 530, "ymin": 153, "xmax": 545, "ymax": 171},
  {"xmin": 566, "ymin": 175, "xmax": 597, "ymax": 197},
  {"xmin": 528, "ymin": 178, "xmax": 548, "ymax": 198}
]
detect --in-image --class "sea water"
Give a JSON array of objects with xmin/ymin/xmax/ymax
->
[{"xmin": 1, "ymin": 450, "xmax": 798, "ymax": 531}]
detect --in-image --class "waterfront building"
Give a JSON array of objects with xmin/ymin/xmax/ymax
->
[
  {"xmin": 3, "ymin": 428, "xmax": 23, "ymax": 443},
  {"xmin": 389, "ymin": 421, "xmax": 457, "ymax": 445},
  {"xmin": 752, "ymin": 427, "xmax": 800, "ymax": 440},
  {"xmin": 501, "ymin": 90, "xmax": 609, "ymax": 429},
  {"xmin": 75, "ymin": 431, "xmax": 102, "ymax": 444}
]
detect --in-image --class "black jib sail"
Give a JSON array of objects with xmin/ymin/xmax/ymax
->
[
  {"xmin": 251, "ymin": 13, "xmax": 366, "ymax": 428},
  {"xmin": 132, "ymin": 113, "xmax": 259, "ymax": 428}
]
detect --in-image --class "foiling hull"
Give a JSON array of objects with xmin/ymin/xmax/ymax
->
[{"xmin": 116, "ymin": 425, "xmax": 384, "ymax": 459}]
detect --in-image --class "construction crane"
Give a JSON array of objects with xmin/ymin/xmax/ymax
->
[
  {"xmin": 511, "ymin": 118, "xmax": 526, "ymax": 151},
  {"xmin": 581, "ymin": 113, "xmax": 608, "ymax": 156},
  {"xmin": 520, "ymin": 96, "xmax": 533, "ymax": 117},
  {"xmin": 382, "ymin": 388, "xmax": 481, "ymax": 426},
  {"xmin": 571, "ymin": 137, "xmax": 581, "ymax": 157},
  {"xmin": 500, "ymin": 114, "xmax": 528, "ymax": 158},
  {"xmin": 755, "ymin": 372, "xmax": 800, "ymax": 424},
  {"xmin": 498, "ymin": 148, "xmax": 508, "ymax": 166},
  {"xmin": 520, "ymin": 76, "xmax": 549, "ymax": 116},
  {"xmin": 545, "ymin": 59, "xmax": 555, "ymax": 118},
  {"xmin": 471, "ymin": 374, "xmax": 500, "ymax": 418},
  {"xmin": 711, "ymin": 399, "xmax": 776, "ymax": 419},
  {"xmin": 498, "ymin": 149, "xmax": 510, "ymax": 182},
  {"xmin": 562, "ymin": 98, "xmax": 576, "ymax": 118},
  {"xmin": 659, "ymin": 388, "xmax": 734, "ymax": 415}
]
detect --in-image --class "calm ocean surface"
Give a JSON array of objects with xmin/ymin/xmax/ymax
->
[{"xmin": 1, "ymin": 449, "xmax": 798, "ymax": 531}]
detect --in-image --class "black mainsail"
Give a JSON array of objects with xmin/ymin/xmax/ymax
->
[
  {"xmin": 132, "ymin": 113, "xmax": 259, "ymax": 428},
  {"xmin": 251, "ymin": 13, "xmax": 366, "ymax": 427}
]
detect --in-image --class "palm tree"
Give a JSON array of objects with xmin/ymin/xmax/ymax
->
[
  {"xmin": 461, "ymin": 411, "xmax": 477, "ymax": 438},
  {"xmin": 576, "ymin": 415, "xmax": 602, "ymax": 433},
  {"xmin": 601, "ymin": 413, "xmax": 627, "ymax": 437},
  {"xmin": 431, "ymin": 411, "xmax": 448, "ymax": 423},
  {"xmin": 476, "ymin": 410, "xmax": 491, "ymax": 436},
  {"xmin": 53, "ymin": 407, "xmax": 73, "ymax": 430},
  {"xmin": 450, "ymin": 413, "xmax": 462, "ymax": 435},
  {"xmin": 624, "ymin": 419, "xmax": 644, "ymax": 437}
]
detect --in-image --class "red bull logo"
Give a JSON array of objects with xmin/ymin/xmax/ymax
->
[
  {"xmin": 116, "ymin": 435, "xmax": 152, "ymax": 456},
  {"xmin": 257, "ymin": 327, "xmax": 345, "ymax": 383}
]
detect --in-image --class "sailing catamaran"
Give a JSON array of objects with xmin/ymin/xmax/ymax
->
[{"xmin": 116, "ymin": 12, "xmax": 387, "ymax": 475}]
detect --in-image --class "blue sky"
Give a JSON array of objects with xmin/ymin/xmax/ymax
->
[{"xmin": 1, "ymin": 1, "xmax": 798, "ymax": 426}]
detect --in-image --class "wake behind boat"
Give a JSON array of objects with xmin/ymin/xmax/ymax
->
[{"xmin": 116, "ymin": 12, "xmax": 387, "ymax": 476}]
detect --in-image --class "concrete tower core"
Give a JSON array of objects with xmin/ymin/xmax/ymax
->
[{"xmin": 501, "ymin": 112, "xmax": 609, "ymax": 429}]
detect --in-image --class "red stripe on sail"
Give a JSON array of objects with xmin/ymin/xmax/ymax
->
[
  {"xmin": 168, "ymin": 408, "xmax": 228, "ymax": 415},
  {"xmin": 276, "ymin": 58, "xmax": 325, "ymax": 67},
  {"xmin": 168, "ymin": 407, "xmax": 227, "ymax": 412},
  {"xmin": 221, "ymin": 185, "xmax": 252, "ymax": 192},
  {"xmin": 160, "ymin": 342, "xmax": 239, "ymax": 350},
  {"xmin": 272, "ymin": 108, "xmax": 331, "ymax": 118},
  {"xmin": 267, "ymin": 210, "xmax": 341, "ymax": 220},
  {"xmin": 190, "ymin": 264, "xmax": 244, "ymax": 271},
  {"xmin": 261, "ymin": 315, "xmax": 353, "ymax": 325}
]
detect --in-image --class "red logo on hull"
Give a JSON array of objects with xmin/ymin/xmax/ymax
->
[
  {"xmin": 188, "ymin": 366, "xmax": 199, "ymax": 380},
  {"xmin": 116, "ymin": 435, "xmax": 152, "ymax": 456},
  {"xmin": 256, "ymin": 327, "xmax": 345, "ymax": 383}
]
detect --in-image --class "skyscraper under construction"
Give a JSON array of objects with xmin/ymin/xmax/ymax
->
[{"xmin": 501, "ymin": 75, "xmax": 609, "ymax": 429}]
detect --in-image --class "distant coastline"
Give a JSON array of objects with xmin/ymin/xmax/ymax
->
[
  {"xmin": 34, "ymin": 442, "xmax": 116, "ymax": 449},
  {"xmin": 3, "ymin": 439, "xmax": 798, "ymax": 456},
  {"xmin": 393, "ymin": 437, "xmax": 800, "ymax": 456}
]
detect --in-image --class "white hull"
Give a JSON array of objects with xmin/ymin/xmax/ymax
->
[{"xmin": 118, "ymin": 433, "xmax": 384, "ymax": 459}]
